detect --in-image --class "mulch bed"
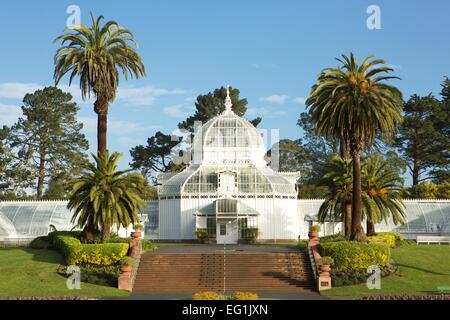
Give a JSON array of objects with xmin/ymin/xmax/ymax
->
[{"xmin": 361, "ymin": 295, "xmax": 450, "ymax": 300}]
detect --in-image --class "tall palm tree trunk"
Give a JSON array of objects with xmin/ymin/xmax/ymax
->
[
  {"xmin": 350, "ymin": 145, "xmax": 367, "ymax": 242},
  {"xmin": 95, "ymin": 95, "xmax": 111, "ymax": 241},
  {"xmin": 95, "ymin": 96, "xmax": 109, "ymax": 155},
  {"xmin": 366, "ymin": 220, "xmax": 376, "ymax": 236},
  {"xmin": 344, "ymin": 201, "xmax": 352, "ymax": 238},
  {"xmin": 102, "ymin": 223, "xmax": 111, "ymax": 241}
]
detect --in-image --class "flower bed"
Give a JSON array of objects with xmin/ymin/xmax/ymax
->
[{"xmin": 192, "ymin": 291, "xmax": 259, "ymax": 300}]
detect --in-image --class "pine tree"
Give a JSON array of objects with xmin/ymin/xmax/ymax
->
[{"xmin": 7, "ymin": 87, "xmax": 89, "ymax": 198}]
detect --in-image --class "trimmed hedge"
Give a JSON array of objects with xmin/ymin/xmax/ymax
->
[
  {"xmin": 48, "ymin": 231, "xmax": 129, "ymax": 266},
  {"xmin": 320, "ymin": 234, "xmax": 347, "ymax": 243},
  {"xmin": 320, "ymin": 241, "xmax": 390, "ymax": 272},
  {"xmin": 29, "ymin": 236, "xmax": 51, "ymax": 249}
]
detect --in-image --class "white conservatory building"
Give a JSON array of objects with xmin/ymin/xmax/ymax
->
[
  {"xmin": 1, "ymin": 89, "xmax": 450, "ymax": 244},
  {"xmin": 156, "ymin": 88, "xmax": 301, "ymax": 243}
]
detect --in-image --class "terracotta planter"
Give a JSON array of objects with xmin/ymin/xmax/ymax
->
[
  {"xmin": 308, "ymin": 231, "xmax": 319, "ymax": 240},
  {"xmin": 319, "ymin": 264, "xmax": 331, "ymax": 277},
  {"xmin": 131, "ymin": 231, "xmax": 141, "ymax": 238},
  {"xmin": 120, "ymin": 265, "xmax": 133, "ymax": 273}
]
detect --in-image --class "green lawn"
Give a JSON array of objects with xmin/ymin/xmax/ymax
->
[
  {"xmin": 322, "ymin": 244, "xmax": 450, "ymax": 297},
  {"xmin": 0, "ymin": 248, "xmax": 130, "ymax": 298}
]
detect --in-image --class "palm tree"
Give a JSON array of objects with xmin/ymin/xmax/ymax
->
[
  {"xmin": 68, "ymin": 151, "xmax": 145, "ymax": 241},
  {"xmin": 362, "ymin": 154, "xmax": 406, "ymax": 236},
  {"xmin": 318, "ymin": 155, "xmax": 407, "ymax": 238},
  {"xmin": 306, "ymin": 53, "xmax": 403, "ymax": 242},
  {"xmin": 54, "ymin": 14, "xmax": 146, "ymax": 155},
  {"xmin": 318, "ymin": 156, "xmax": 353, "ymax": 238}
]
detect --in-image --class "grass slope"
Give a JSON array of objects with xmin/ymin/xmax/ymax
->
[
  {"xmin": 0, "ymin": 248, "xmax": 129, "ymax": 298},
  {"xmin": 323, "ymin": 244, "xmax": 450, "ymax": 297}
]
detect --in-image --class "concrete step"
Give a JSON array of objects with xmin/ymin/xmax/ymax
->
[{"xmin": 133, "ymin": 251, "xmax": 315, "ymax": 294}]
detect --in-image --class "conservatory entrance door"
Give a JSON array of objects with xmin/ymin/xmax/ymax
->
[{"xmin": 216, "ymin": 220, "xmax": 238, "ymax": 244}]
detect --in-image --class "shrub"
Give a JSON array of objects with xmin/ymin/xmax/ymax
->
[
  {"xmin": 48, "ymin": 231, "xmax": 129, "ymax": 265},
  {"xmin": 320, "ymin": 234, "xmax": 340, "ymax": 242},
  {"xmin": 331, "ymin": 265, "xmax": 395, "ymax": 287},
  {"xmin": 105, "ymin": 236, "xmax": 132, "ymax": 244},
  {"xmin": 320, "ymin": 241, "xmax": 390, "ymax": 272},
  {"xmin": 48, "ymin": 231, "xmax": 83, "ymax": 264},
  {"xmin": 377, "ymin": 232, "xmax": 404, "ymax": 245},
  {"xmin": 57, "ymin": 264, "xmax": 120, "ymax": 287},
  {"xmin": 309, "ymin": 224, "xmax": 321, "ymax": 232},
  {"xmin": 133, "ymin": 223, "xmax": 144, "ymax": 231},
  {"xmin": 119, "ymin": 256, "xmax": 135, "ymax": 267},
  {"xmin": 232, "ymin": 292, "xmax": 258, "ymax": 300},
  {"xmin": 29, "ymin": 236, "xmax": 51, "ymax": 249},
  {"xmin": 141, "ymin": 239, "xmax": 155, "ymax": 253},
  {"xmin": 320, "ymin": 234, "xmax": 347, "ymax": 243},
  {"xmin": 195, "ymin": 228, "xmax": 209, "ymax": 241},
  {"xmin": 243, "ymin": 228, "xmax": 259, "ymax": 241},
  {"xmin": 368, "ymin": 233, "xmax": 396, "ymax": 248},
  {"xmin": 192, "ymin": 292, "xmax": 227, "ymax": 300},
  {"xmin": 78, "ymin": 243, "xmax": 129, "ymax": 265}
]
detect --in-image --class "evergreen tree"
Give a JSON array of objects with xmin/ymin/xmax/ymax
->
[
  {"xmin": 129, "ymin": 131, "xmax": 184, "ymax": 183},
  {"xmin": 396, "ymin": 94, "xmax": 446, "ymax": 186},
  {"xmin": 44, "ymin": 179, "xmax": 66, "ymax": 200},
  {"xmin": 429, "ymin": 78, "xmax": 450, "ymax": 183},
  {"xmin": 7, "ymin": 87, "xmax": 89, "ymax": 198},
  {"xmin": 178, "ymin": 86, "xmax": 259, "ymax": 131}
]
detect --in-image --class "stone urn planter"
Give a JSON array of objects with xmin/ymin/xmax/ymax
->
[
  {"xmin": 319, "ymin": 264, "xmax": 331, "ymax": 277},
  {"xmin": 131, "ymin": 231, "xmax": 141, "ymax": 239},
  {"xmin": 318, "ymin": 256, "xmax": 333, "ymax": 277},
  {"xmin": 308, "ymin": 231, "xmax": 319, "ymax": 240},
  {"xmin": 120, "ymin": 265, "xmax": 133, "ymax": 273},
  {"xmin": 308, "ymin": 224, "xmax": 320, "ymax": 240},
  {"xmin": 119, "ymin": 257, "xmax": 135, "ymax": 274},
  {"xmin": 131, "ymin": 223, "xmax": 144, "ymax": 239}
]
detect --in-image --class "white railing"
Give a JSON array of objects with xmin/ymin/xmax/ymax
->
[{"xmin": 307, "ymin": 245, "xmax": 319, "ymax": 280}]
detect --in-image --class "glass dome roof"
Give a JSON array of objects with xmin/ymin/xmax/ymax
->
[
  {"xmin": 191, "ymin": 89, "xmax": 267, "ymax": 166},
  {"xmin": 158, "ymin": 88, "xmax": 297, "ymax": 197}
]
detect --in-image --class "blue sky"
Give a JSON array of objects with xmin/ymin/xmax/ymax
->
[{"xmin": 0, "ymin": 0, "xmax": 449, "ymax": 180}]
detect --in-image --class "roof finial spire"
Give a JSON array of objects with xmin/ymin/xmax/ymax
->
[{"xmin": 224, "ymin": 85, "xmax": 233, "ymax": 114}]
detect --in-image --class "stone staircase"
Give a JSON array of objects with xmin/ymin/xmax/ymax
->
[{"xmin": 132, "ymin": 251, "xmax": 315, "ymax": 294}]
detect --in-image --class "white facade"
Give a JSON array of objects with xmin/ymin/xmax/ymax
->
[
  {"xmin": 156, "ymin": 88, "xmax": 301, "ymax": 243},
  {"xmin": 2, "ymin": 93, "xmax": 449, "ymax": 243}
]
